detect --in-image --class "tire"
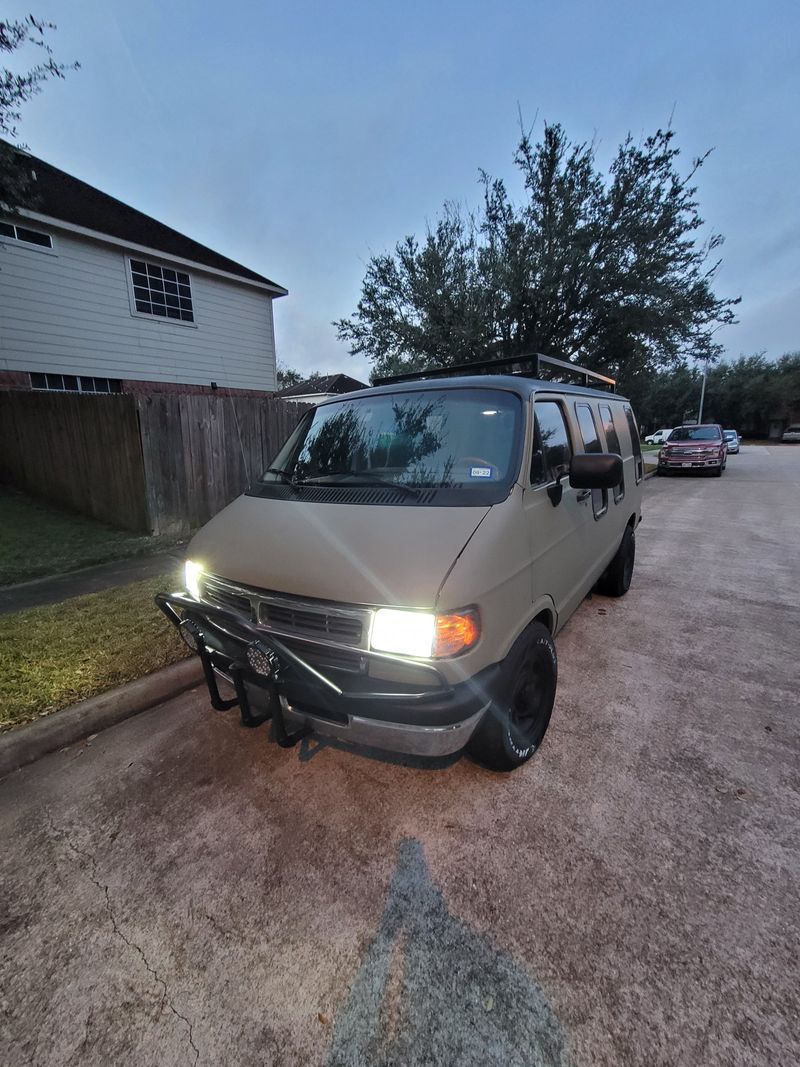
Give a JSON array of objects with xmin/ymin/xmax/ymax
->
[
  {"xmin": 597, "ymin": 524, "xmax": 635, "ymax": 597},
  {"xmin": 468, "ymin": 622, "xmax": 557, "ymax": 772},
  {"xmin": 712, "ymin": 464, "xmax": 722, "ymax": 477}
]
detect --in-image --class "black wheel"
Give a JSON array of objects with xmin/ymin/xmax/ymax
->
[
  {"xmin": 597, "ymin": 524, "xmax": 635, "ymax": 597},
  {"xmin": 712, "ymin": 464, "xmax": 722, "ymax": 477},
  {"xmin": 468, "ymin": 622, "xmax": 557, "ymax": 772}
]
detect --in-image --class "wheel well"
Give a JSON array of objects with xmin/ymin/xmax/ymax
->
[
  {"xmin": 627, "ymin": 513, "xmax": 637, "ymax": 529},
  {"xmin": 533, "ymin": 608, "xmax": 554, "ymax": 633}
]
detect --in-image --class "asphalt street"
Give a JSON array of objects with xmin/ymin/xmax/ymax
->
[{"xmin": 1, "ymin": 445, "xmax": 798, "ymax": 1066}]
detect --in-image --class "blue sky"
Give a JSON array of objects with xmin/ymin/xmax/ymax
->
[{"xmin": 10, "ymin": 0, "xmax": 800, "ymax": 380}]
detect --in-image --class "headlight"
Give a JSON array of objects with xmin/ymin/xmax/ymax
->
[
  {"xmin": 184, "ymin": 559, "xmax": 203, "ymax": 600},
  {"xmin": 370, "ymin": 607, "xmax": 480, "ymax": 658},
  {"xmin": 370, "ymin": 609, "xmax": 435, "ymax": 657}
]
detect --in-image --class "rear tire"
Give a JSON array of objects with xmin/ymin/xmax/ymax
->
[
  {"xmin": 468, "ymin": 622, "xmax": 557, "ymax": 772},
  {"xmin": 597, "ymin": 525, "xmax": 635, "ymax": 597}
]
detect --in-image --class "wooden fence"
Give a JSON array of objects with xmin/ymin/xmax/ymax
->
[
  {"xmin": 0, "ymin": 392, "xmax": 150, "ymax": 531},
  {"xmin": 136, "ymin": 393, "xmax": 307, "ymax": 535},
  {"xmin": 0, "ymin": 390, "xmax": 309, "ymax": 536}
]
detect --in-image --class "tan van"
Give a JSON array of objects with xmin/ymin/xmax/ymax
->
[{"xmin": 157, "ymin": 358, "xmax": 644, "ymax": 771}]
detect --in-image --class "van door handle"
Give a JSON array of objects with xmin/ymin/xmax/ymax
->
[{"xmin": 576, "ymin": 490, "xmax": 591, "ymax": 502}]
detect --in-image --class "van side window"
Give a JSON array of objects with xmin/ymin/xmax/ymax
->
[
  {"xmin": 624, "ymin": 406, "xmax": 643, "ymax": 483},
  {"xmin": 599, "ymin": 403, "xmax": 625, "ymax": 504},
  {"xmin": 575, "ymin": 403, "xmax": 608, "ymax": 518},
  {"xmin": 575, "ymin": 403, "xmax": 603, "ymax": 453},
  {"xmin": 531, "ymin": 401, "xmax": 572, "ymax": 484}
]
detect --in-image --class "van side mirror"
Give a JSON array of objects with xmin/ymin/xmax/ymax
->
[{"xmin": 569, "ymin": 453, "xmax": 623, "ymax": 490}]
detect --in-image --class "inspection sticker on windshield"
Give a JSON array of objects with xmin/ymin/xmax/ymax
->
[{"xmin": 470, "ymin": 466, "xmax": 492, "ymax": 478}]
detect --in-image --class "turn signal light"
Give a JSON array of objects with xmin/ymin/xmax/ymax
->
[{"xmin": 433, "ymin": 609, "xmax": 480, "ymax": 658}]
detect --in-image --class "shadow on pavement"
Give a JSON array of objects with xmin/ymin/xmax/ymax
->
[{"xmin": 327, "ymin": 838, "xmax": 569, "ymax": 1067}]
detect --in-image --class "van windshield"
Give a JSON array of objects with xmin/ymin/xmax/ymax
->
[{"xmin": 262, "ymin": 387, "xmax": 522, "ymax": 497}]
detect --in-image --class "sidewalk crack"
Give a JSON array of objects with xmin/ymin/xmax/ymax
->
[{"xmin": 46, "ymin": 811, "xmax": 200, "ymax": 1065}]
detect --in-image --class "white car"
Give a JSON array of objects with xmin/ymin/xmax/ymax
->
[
  {"xmin": 782, "ymin": 425, "xmax": 800, "ymax": 443},
  {"xmin": 645, "ymin": 428, "xmax": 673, "ymax": 445}
]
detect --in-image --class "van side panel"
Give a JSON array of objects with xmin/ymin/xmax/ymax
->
[{"xmin": 433, "ymin": 488, "xmax": 540, "ymax": 685}]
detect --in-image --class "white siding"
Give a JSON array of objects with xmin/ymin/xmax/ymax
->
[{"xmin": 0, "ymin": 226, "xmax": 278, "ymax": 391}]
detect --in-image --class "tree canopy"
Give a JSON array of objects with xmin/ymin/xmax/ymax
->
[
  {"xmin": 623, "ymin": 352, "xmax": 800, "ymax": 435},
  {"xmin": 0, "ymin": 15, "xmax": 78, "ymax": 211},
  {"xmin": 336, "ymin": 122, "xmax": 739, "ymax": 382}
]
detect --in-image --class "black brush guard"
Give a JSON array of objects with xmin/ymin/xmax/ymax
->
[{"xmin": 154, "ymin": 591, "xmax": 457, "ymax": 746}]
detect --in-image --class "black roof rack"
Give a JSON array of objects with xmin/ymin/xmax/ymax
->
[{"xmin": 372, "ymin": 352, "xmax": 615, "ymax": 391}]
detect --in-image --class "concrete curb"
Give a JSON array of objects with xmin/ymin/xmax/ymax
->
[{"xmin": 0, "ymin": 657, "xmax": 204, "ymax": 778}]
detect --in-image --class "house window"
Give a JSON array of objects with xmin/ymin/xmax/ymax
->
[
  {"xmin": 0, "ymin": 221, "xmax": 53, "ymax": 248},
  {"xmin": 129, "ymin": 258, "xmax": 194, "ymax": 322},
  {"xmin": 30, "ymin": 372, "xmax": 122, "ymax": 394}
]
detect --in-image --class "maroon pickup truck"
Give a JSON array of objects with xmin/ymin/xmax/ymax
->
[{"xmin": 657, "ymin": 424, "xmax": 727, "ymax": 476}]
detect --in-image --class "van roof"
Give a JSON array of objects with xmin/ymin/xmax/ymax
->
[{"xmin": 318, "ymin": 374, "xmax": 630, "ymax": 406}]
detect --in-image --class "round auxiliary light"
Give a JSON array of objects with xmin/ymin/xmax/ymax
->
[
  {"xmin": 247, "ymin": 640, "xmax": 281, "ymax": 679},
  {"xmin": 178, "ymin": 618, "xmax": 204, "ymax": 653}
]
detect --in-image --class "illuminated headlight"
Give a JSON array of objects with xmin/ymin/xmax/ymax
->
[
  {"xmin": 371, "ymin": 609, "xmax": 435, "ymax": 658},
  {"xmin": 370, "ymin": 607, "xmax": 480, "ymax": 658},
  {"xmin": 184, "ymin": 559, "xmax": 203, "ymax": 600}
]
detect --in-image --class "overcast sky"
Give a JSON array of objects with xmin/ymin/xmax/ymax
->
[{"xmin": 10, "ymin": 0, "xmax": 800, "ymax": 381}]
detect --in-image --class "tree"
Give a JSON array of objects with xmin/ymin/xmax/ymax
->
[
  {"xmin": 336, "ymin": 122, "xmax": 739, "ymax": 382},
  {"xmin": 624, "ymin": 352, "xmax": 800, "ymax": 437},
  {"xmin": 275, "ymin": 365, "xmax": 326, "ymax": 390},
  {"xmin": 0, "ymin": 15, "xmax": 78, "ymax": 211}
]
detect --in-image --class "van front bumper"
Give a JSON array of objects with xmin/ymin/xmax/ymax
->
[{"xmin": 155, "ymin": 592, "xmax": 495, "ymax": 757}]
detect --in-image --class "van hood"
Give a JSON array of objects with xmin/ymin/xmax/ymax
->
[{"xmin": 187, "ymin": 494, "xmax": 491, "ymax": 608}]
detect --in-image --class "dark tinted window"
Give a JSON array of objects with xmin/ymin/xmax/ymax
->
[
  {"xmin": 0, "ymin": 221, "xmax": 15, "ymax": 238},
  {"xmin": 600, "ymin": 404, "xmax": 625, "ymax": 503},
  {"xmin": 576, "ymin": 404, "xmax": 602, "ymax": 453},
  {"xmin": 599, "ymin": 404, "xmax": 621, "ymax": 454},
  {"xmin": 531, "ymin": 401, "xmax": 572, "ymax": 484},
  {"xmin": 624, "ymin": 406, "xmax": 643, "ymax": 482}
]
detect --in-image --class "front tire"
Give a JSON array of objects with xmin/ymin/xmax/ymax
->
[
  {"xmin": 468, "ymin": 622, "xmax": 557, "ymax": 772},
  {"xmin": 597, "ymin": 524, "xmax": 635, "ymax": 597}
]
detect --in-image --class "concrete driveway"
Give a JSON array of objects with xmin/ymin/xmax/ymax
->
[{"xmin": 2, "ymin": 445, "xmax": 798, "ymax": 1067}]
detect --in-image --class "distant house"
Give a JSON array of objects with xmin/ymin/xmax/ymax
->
[
  {"xmin": 0, "ymin": 145, "xmax": 286, "ymax": 395},
  {"xmin": 275, "ymin": 373, "xmax": 369, "ymax": 404}
]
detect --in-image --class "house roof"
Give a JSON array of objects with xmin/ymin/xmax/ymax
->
[
  {"xmin": 4, "ymin": 143, "xmax": 286, "ymax": 293},
  {"xmin": 276, "ymin": 373, "xmax": 369, "ymax": 398}
]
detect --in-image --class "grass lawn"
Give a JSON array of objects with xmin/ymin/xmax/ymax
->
[
  {"xmin": 0, "ymin": 571, "xmax": 190, "ymax": 732},
  {"xmin": 0, "ymin": 487, "xmax": 182, "ymax": 586}
]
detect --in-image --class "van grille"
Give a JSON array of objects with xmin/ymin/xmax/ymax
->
[
  {"xmin": 260, "ymin": 603, "xmax": 363, "ymax": 644},
  {"xmin": 200, "ymin": 573, "xmax": 370, "ymax": 649},
  {"xmin": 201, "ymin": 575, "xmax": 253, "ymax": 617}
]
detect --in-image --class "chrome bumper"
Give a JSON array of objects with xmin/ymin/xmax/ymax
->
[{"xmin": 281, "ymin": 702, "xmax": 486, "ymax": 757}]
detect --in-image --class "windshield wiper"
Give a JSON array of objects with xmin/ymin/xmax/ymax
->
[
  {"xmin": 262, "ymin": 467, "xmax": 307, "ymax": 491},
  {"xmin": 301, "ymin": 472, "xmax": 420, "ymax": 497}
]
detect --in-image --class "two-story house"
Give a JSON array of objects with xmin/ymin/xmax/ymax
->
[{"xmin": 0, "ymin": 146, "xmax": 286, "ymax": 395}]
